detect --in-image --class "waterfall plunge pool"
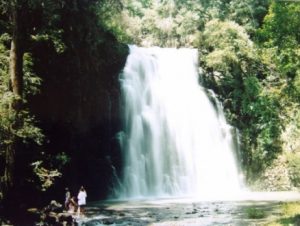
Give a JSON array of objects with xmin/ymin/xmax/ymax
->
[{"xmin": 78, "ymin": 192, "xmax": 300, "ymax": 226}]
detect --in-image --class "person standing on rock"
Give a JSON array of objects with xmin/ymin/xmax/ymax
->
[
  {"xmin": 77, "ymin": 186, "xmax": 87, "ymax": 215},
  {"xmin": 64, "ymin": 187, "xmax": 71, "ymax": 210}
]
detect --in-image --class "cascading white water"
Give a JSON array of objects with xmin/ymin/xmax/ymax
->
[{"xmin": 114, "ymin": 45, "xmax": 243, "ymax": 200}]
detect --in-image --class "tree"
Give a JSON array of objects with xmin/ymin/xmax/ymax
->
[
  {"xmin": 258, "ymin": 1, "xmax": 300, "ymax": 97},
  {"xmin": 227, "ymin": 0, "xmax": 269, "ymax": 34},
  {"xmin": 256, "ymin": 1, "xmax": 300, "ymax": 186},
  {"xmin": 0, "ymin": 0, "xmax": 28, "ymax": 193},
  {"xmin": 0, "ymin": 0, "xmax": 50, "ymax": 202},
  {"xmin": 100, "ymin": 0, "xmax": 203, "ymax": 47},
  {"xmin": 198, "ymin": 19, "xmax": 282, "ymax": 178}
]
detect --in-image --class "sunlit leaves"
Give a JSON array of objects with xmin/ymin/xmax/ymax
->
[
  {"xmin": 23, "ymin": 53, "xmax": 42, "ymax": 96},
  {"xmin": 31, "ymin": 161, "xmax": 61, "ymax": 191},
  {"xmin": 102, "ymin": 0, "xmax": 201, "ymax": 47},
  {"xmin": 202, "ymin": 19, "xmax": 254, "ymax": 68}
]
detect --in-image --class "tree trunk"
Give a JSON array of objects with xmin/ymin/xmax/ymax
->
[{"xmin": 4, "ymin": 2, "xmax": 24, "ymax": 190}]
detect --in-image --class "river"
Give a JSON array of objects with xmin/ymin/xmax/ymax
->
[{"xmin": 78, "ymin": 192, "xmax": 300, "ymax": 226}]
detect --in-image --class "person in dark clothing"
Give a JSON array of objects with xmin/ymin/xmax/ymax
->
[{"xmin": 64, "ymin": 187, "xmax": 71, "ymax": 210}]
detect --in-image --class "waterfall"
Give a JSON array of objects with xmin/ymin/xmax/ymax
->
[{"xmin": 113, "ymin": 46, "xmax": 243, "ymax": 200}]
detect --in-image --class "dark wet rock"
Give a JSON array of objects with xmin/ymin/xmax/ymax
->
[
  {"xmin": 44, "ymin": 214, "xmax": 59, "ymax": 225},
  {"xmin": 186, "ymin": 209, "xmax": 197, "ymax": 214},
  {"xmin": 44, "ymin": 200, "xmax": 63, "ymax": 214},
  {"xmin": 29, "ymin": 200, "xmax": 76, "ymax": 226},
  {"xmin": 101, "ymin": 218, "xmax": 115, "ymax": 225},
  {"xmin": 58, "ymin": 213, "xmax": 74, "ymax": 225},
  {"xmin": 119, "ymin": 212, "xmax": 125, "ymax": 216}
]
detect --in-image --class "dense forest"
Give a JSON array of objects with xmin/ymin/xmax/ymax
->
[{"xmin": 0, "ymin": 0, "xmax": 300, "ymax": 224}]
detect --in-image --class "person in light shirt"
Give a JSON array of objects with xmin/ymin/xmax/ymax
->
[{"xmin": 77, "ymin": 186, "xmax": 87, "ymax": 215}]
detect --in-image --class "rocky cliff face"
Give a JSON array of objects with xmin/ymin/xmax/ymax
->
[{"xmin": 29, "ymin": 36, "xmax": 128, "ymax": 200}]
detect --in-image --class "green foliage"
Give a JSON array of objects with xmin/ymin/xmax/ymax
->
[
  {"xmin": 102, "ymin": 0, "xmax": 270, "ymax": 47},
  {"xmin": 227, "ymin": 0, "xmax": 269, "ymax": 34},
  {"xmin": 199, "ymin": 19, "xmax": 283, "ymax": 175},
  {"xmin": 101, "ymin": 0, "xmax": 202, "ymax": 47},
  {"xmin": 31, "ymin": 161, "xmax": 61, "ymax": 191},
  {"xmin": 286, "ymin": 152, "xmax": 300, "ymax": 188},
  {"xmin": 23, "ymin": 53, "xmax": 42, "ymax": 96},
  {"xmin": 55, "ymin": 152, "xmax": 71, "ymax": 169},
  {"xmin": 30, "ymin": 151, "xmax": 70, "ymax": 191},
  {"xmin": 31, "ymin": 32, "xmax": 66, "ymax": 54},
  {"xmin": 0, "ymin": 37, "xmax": 11, "ymax": 152},
  {"xmin": 93, "ymin": 0, "xmax": 130, "ymax": 43},
  {"xmin": 264, "ymin": 202, "xmax": 300, "ymax": 226},
  {"xmin": 0, "ymin": 32, "xmax": 45, "ymax": 197},
  {"xmin": 245, "ymin": 207, "xmax": 266, "ymax": 219},
  {"xmin": 200, "ymin": 19, "xmax": 255, "ymax": 72},
  {"xmin": 0, "ymin": 35, "xmax": 44, "ymax": 146},
  {"xmin": 258, "ymin": 2, "xmax": 300, "ymax": 48},
  {"xmin": 253, "ymin": 1, "xmax": 300, "ymax": 185},
  {"xmin": 258, "ymin": 1, "xmax": 300, "ymax": 99}
]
